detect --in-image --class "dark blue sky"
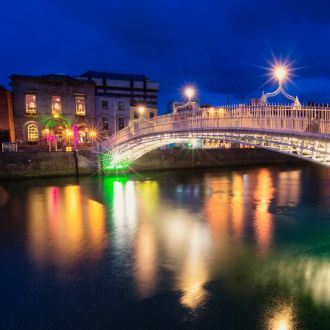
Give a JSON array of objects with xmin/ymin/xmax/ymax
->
[{"xmin": 1, "ymin": 0, "xmax": 330, "ymax": 113}]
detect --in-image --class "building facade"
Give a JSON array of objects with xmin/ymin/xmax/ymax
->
[
  {"xmin": 10, "ymin": 74, "xmax": 96, "ymax": 148},
  {"xmin": 0, "ymin": 86, "xmax": 15, "ymax": 143},
  {"xmin": 130, "ymin": 105, "xmax": 158, "ymax": 121},
  {"xmin": 80, "ymin": 71, "xmax": 159, "ymax": 137}
]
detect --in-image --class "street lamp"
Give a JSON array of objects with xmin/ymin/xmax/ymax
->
[
  {"xmin": 90, "ymin": 130, "xmax": 97, "ymax": 139},
  {"xmin": 184, "ymin": 87, "xmax": 195, "ymax": 102},
  {"xmin": 261, "ymin": 62, "xmax": 299, "ymax": 106},
  {"xmin": 138, "ymin": 106, "xmax": 145, "ymax": 120},
  {"xmin": 273, "ymin": 65, "xmax": 288, "ymax": 84}
]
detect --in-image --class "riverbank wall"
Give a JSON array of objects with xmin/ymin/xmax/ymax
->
[
  {"xmin": 0, "ymin": 151, "xmax": 97, "ymax": 179},
  {"xmin": 0, "ymin": 148, "xmax": 303, "ymax": 180}
]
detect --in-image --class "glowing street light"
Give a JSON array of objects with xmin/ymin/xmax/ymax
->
[
  {"xmin": 90, "ymin": 130, "xmax": 97, "ymax": 139},
  {"xmin": 184, "ymin": 87, "xmax": 195, "ymax": 101},
  {"xmin": 138, "ymin": 106, "xmax": 145, "ymax": 115},
  {"xmin": 273, "ymin": 65, "xmax": 288, "ymax": 83},
  {"xmin": 66, "ymin": 129, "xmax": 73, "ymax": 137}
]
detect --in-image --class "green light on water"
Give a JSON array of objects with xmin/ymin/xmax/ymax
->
[{"xmin": 101, "ymin": 153, "xmax": 131, "ymax": 171}]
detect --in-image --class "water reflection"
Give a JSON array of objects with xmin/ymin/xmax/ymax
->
[
  {"xmin": 0, "ymin": 186, "xmax": 9, "ymax": 207},
  {"xmin": 28, "ymin": 185, "xmax": 107, "ymax": 273},
  {"xmin": 264, "ymin": 299, "xmax": 296, "ymax": 330},
  {"xmin": 254, "ymin": 169, "xmax": 274, "ymax": 253},
  {"xmin": 14, "ymin": 165, "xmax": 330, "ymax": 327},
  {"xmin": 261, "ymin": 257, "xmax": 330, "ymax": 307},
  {"xmin": 277, "ymin": 170, "xmax": 301, "ymax": 207}
]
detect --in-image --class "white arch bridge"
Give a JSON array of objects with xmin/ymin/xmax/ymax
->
[{"xmin": 98, "ymin": 104, "xmax": 330, "ymax": 170}]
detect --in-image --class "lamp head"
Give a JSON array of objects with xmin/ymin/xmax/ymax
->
[{"xmin": 184, "ymin": 87, "xmax": 195, "ymax": 100}]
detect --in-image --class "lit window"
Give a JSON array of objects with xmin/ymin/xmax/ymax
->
[
  {"xmin": 75, "ymin": 96, "xmax": 86, "ymax": 116},
  {"xmin": 102, "ymin": 100, "xmax": 108, "ymax": 110},
  {"xmin": 25, "ymin": 95, "xmax": 37, "ymax": 114},
  {"xmin": 51, "ymin": 96, "xmax": 62, "ymax": 115},
  {"xmin": 118, "ymin": 102, "xmax": 124, "ymax": 111},
  {"xmin": 27, "ymin": 124, "xmax": 39, "ymax": 142}
]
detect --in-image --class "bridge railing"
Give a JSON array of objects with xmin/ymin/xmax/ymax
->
[{"xmin": 103, "ymin": 104, "xmax": 330, "ymax": 150}]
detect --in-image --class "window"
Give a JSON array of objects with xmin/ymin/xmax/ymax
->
[
  {"xmin": 51, "ymin": 96, "xmax": 62, "ymax": 115},
  {"xmin": 150, "ymin": 112, "xmax": 154, "ymax": 119},
  {"xmin": 27, "ymin": 124, "xmax": 38, "ymax": 142},
  {"xmin": 102, "ymin": 100, "xmax": 108, "ymax": 110},
  {"xmin": 102, "ymin": 117, "xmax": 108, "ymax": 130},
  {"xmin": 118, "ymin": 102, "xmax": 124, "ymax": 111},
  {"xmin": 75, "ymin": 96, "xmax": 86, "ymax": 116},
  {"xmin": 118, "ymin": 117, "xmax": 125, "ymax": 130},
  {"xmin": 134, "ymin": 111, "xmax": 138, "ymax": 119},
  {"xmin": 25, "ymin": 95, "xmax": 37, "ymax": 114}
]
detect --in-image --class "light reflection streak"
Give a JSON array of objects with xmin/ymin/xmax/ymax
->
[
  {"xmin": 265, "ymin": 299, "xmax": 296, "ymax": 330},
  {"xmin": 254, "ymin": 169, "xmax": 274, "ymax": 253},
  {"xmin": 277, "ymin": 170, "xmax": 301, "ymax": 207},
  {"xmin": 204, "ymin": 178, "xmax": 231, "ymax": 239},
  {"xmin": 231, "ymin": 174, "xmax": 244, "ymax": 239},
  {"xmin": 261, "ymin": 257, "xmax": 330, "ymax": 307},
  {"xmin": 28, "ymin": 185, "xmax": 107, "ymax": 272},
  {"xmin": 179, "ymin": 222, "xmax": 210, "ymax": 309},
  {"xmin": 134, "ymin": 223, "xmax": 157, "ymax": 298}
]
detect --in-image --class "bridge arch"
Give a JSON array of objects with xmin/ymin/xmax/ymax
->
[{"xmin": 98, "ymin": 104, "xmax": 330, "ymax": 171}]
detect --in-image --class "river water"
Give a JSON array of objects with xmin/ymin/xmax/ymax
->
[{"xmin": 1, "ymin": 165, "xmax": 330, "ymax": 329}]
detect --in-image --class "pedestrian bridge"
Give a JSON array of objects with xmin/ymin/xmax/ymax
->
[{"xmin": 98, "ymin": 104, "xmax": 330, "ymax": 170}]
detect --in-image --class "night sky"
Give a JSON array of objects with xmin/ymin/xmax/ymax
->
[{"xmin": 1, "ymin": 0, "xmax": 330, "ymax": 113}]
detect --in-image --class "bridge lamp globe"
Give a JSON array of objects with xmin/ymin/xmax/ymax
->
[
  {"xmin": 273, "ymin": 66, "xmax": 287, "ymax": 83},
  {"xmin": 184, "ymin": 87, "xmax": 195, "ymax": 101},
  {"xmin": 138, "ymin": 106, "xmax": 145, "ymax": 116}
]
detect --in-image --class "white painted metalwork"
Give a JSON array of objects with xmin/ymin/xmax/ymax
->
[{"xmin": 99, "ymin": 104, "xmax": 330, "ymax": 167}]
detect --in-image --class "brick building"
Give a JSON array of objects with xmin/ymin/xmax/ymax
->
[
  {"xmin": 10, "ymin": 74, "xmax": 96, "ymax": 148},
  {"xmin": 0, "ymin": 86, "xmax": 15, "ymax": 143}
]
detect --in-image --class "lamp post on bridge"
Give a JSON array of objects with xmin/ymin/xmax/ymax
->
[
  {"xmin": 261, "ymin": 64, "xmax": 301, "ymax": 107},
  {"xmin": 173, "ymin": 86, "xmax": 198, "ymax": 113}
]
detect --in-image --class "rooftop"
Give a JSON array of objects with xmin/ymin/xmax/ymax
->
[
  {"xmin": 80, "ymin": 70, "xmax": 153, "ymax": 82},
  {"xmin": 10, "ymin": 74, "xmax": 95, "ymax": 85}
]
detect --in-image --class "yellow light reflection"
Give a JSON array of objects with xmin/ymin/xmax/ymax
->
[
  {"xmin": 136, "ymin": 181, "xmax": 159, "ymax": 219},
  {"xmin": 204, "ymin": 177, "xmax": 231, "ymax": 240},
  {"xmin": 277, "ymin": 171, "xmax": 301, "ymax": 207},
  {"xmin": 178, "ymin": 222, "xmax": 210, "ymax": 309},
  {"xmin": 87, "ymin": 199, "xmax": 106, "ymax": 258},
  {"xmin": 231, "ymin": 174, "xmax": 244, "ymax": 239},
  {"xmin": 28, "ymin": 185, "xmax": 107, "ymax": 272},
  {"xmin": 254, "ymin": 169, "xmax": 275, "ymax": 253},
  {"xmin": 134, "ymin": 223, "xmax": 157, "ymax": 298},
  {"xmin": 265, "ymin": 301, "xmax": 296, "ymax": 330}
]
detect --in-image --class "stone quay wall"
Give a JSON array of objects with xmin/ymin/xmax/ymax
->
[
  {"xmin": 0, "ymin": 148, "xmax": 303, "ymax": 180},
  {"xmin": 0, "ymin": 151, "xmax": 97, "ymax": 179}
]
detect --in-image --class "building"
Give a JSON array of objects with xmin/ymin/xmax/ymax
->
[
  {"xmin": 80, "ymin": 71, "xmax": 160, "ymax": 137},
  {"xmin": 10, "ymin": 74, "xmax": 96, "ymax": 149},
  {"xmin": 130, "ymin": 105, "xmax": 158, "ymax": 121},
  {"xmin": 0, "ymin": 86, "xmax": 15, "ymax": 143}
]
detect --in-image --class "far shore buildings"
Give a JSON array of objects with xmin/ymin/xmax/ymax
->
[
  {"xmin": 0, "ymin": 86, "xmax": 15, "ymax": 143},
  {"xmin": 10, "ymin": 74, "xmax": 96, "ymax": 147},
  {"xmin": 79, "ymin": 71, "xmax": 159, "ymax": 137},
  {"xmin": 0, "ymin": 70, "xmax": 160, "ymax": 148}
]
